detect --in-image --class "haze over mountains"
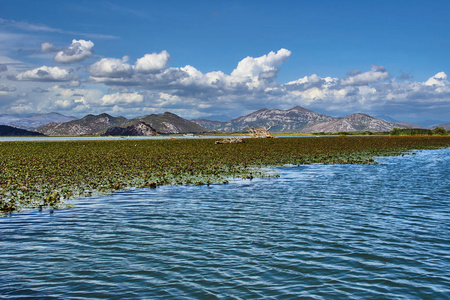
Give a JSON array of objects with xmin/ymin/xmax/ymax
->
[
  {"xmin": 1, "ymin": 106, "xmax": 448, "ymax": 136},
  {"xmin": 0, "ymin": 113, "xmax": 77, "ymax": 130}
]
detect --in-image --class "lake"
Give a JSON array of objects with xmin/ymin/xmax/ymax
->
[{"xmin": 0, "ymin": 148, "xmax": 449, "ymax": 299}]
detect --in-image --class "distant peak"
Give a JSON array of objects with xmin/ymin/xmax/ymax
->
[
  {"xmin": 162, "ymin": 112, "xmax": 180, "ymax": 118},
  {"xmin": 98, "ymin": 113, "xmax": 113, "ymax": 118},
  {"xmin": 345, "ymin": 113, "xmax": 372, "ymax": 118},
  {"xmin": 288, "ymin": 106, "xmax": 313, "ymax": 113}
]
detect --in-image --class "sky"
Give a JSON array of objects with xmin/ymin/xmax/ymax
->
[{"xmin": 0, "ymin": 0, "xmax": 449, "ymax": 126}]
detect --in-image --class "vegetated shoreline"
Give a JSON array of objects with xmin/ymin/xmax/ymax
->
[{"xmin": 1, "ymin": 136, "xmax": 449, "ymax": 215}]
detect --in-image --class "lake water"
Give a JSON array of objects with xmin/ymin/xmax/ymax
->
[{"xmin": 1, "ymin": 148, "xmax": 449, "ymax": 299}]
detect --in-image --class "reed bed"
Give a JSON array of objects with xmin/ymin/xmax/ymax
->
[{"xmin": 1, "ymin": 136, "xmax": 449, "ymax": 214}]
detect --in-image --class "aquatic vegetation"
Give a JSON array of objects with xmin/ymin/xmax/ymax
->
[
  {"xmin": 390, "ymin": 127, "xmax": 449, "ymax": 136},
  {"xmin": 1, "ymin": 136, "xmax": 449, "ymax": 214}
]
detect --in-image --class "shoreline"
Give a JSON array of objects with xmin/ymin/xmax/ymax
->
[{"xmin": 1, "ymin": 136, "xmax": 450, "ymax": 214}]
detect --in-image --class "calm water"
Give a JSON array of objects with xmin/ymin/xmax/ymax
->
[{"xmin": 1, "ymin": 148, "xmax": 449, "ymax": 299}]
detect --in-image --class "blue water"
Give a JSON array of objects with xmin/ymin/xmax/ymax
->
[{"xmin": 1, "ymin": 148, "xmax": 449, "ymax": 299}]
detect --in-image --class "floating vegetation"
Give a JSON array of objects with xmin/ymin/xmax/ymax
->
[{"xmin": 1, "ymin": 136, "xmax": 449, "ymax": 214}]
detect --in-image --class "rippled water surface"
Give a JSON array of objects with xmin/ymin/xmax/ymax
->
[{"xmin": 1, "ymin": 148, "xmax": 449, "ymax": 299}]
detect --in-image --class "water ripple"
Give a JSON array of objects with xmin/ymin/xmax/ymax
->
[{"xmin": 1, "ymin": 148, "xmax": 449, "ymax": 299}]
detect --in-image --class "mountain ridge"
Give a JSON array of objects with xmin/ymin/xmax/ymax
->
[
  {"xmin": 0, "ymin": 112, "xmax": 77, "ymax": 129},
  {"xmin": 35, "ymin": 106, "xmax": 442, "ymax": 136},
  {"xmin": 37, "ymin": 112, "xmax": 209, "ymax": 135},
  {"xmin": 194, "ymin": 106, "xmax": 337, "ymax": 132}
]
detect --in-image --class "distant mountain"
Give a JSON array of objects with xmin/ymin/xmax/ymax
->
[
  {"xmin": 0, "ymin": 112, "xmax": 77, "ymax": 129},
  {"xmin": 393, "ymin": 122, "xmax": 425, "ymax": 129},
  {"xmin": 103, "ymin": 122, "xmax": 157, "ymax": 136},
  {"xmin": 0, "ymin": 125, "xmax": 45, "ymax": 136},
  {"xmin": 302, "ymin": 113, "xmax": 395, "ymax": 132},
  {"xmin": 375, "ymin": 115, "xmax": 399, "ymax": 123},
  {"xmin": 193, "ymin": 106, "xmax": 337, "ymax": 132},
  {"xmin": 37, "ymin": 112, "xmax": 208, "ymax": 135},
  {"xmin": 431, "ymin": 123, "xmax": 450, "ymax": 130},
  {"xmin": 126, "ymin": 112, "xmax": 208, "ymax": 134},
  {"xmin": 38, "ymin": 113, "xmax": 127, "ymax": 135},
  {"xmin": 195, "ymin": 114, "xmax": 233, "ymax": 122}
]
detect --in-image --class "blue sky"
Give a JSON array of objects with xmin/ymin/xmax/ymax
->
[{"xmin": 0, "ymin": 0, "xmax": 449, "ymax": 125}]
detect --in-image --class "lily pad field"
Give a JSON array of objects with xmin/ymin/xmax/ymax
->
[{"xmin": 1, "ymin": 136, "xmax": 449, "ymax": 214}]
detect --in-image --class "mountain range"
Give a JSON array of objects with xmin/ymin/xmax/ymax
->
[
  {"xmin": 193, "ymin": 107, "xmax": 424, "ymax": 133},
  {"xmin": 37, "ymin": 112, "xmax": 207, "ymax": 135},
  {"xmin": 0, "ymin": 112, "xmax": 77, "ymax": 129},
  {"xmin": 2, "ymin": 107, "xmax": 447, "ymax": 136}
]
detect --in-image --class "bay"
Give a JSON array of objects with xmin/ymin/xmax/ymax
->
[{"xmin": 1, "ymin": 148, "xmax": 449, "ymax": 299}]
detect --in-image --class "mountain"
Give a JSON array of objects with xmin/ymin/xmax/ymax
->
[
  {"xmin": 0, "ymin": 125, "xmax": 46, "ymax": 136},
  {"xmin": 302, "ymin": 113, "xmax": 395, "ymax": 132},
  {"xmin": 193, "ymin": 106, "xmax": 337, "ymax": 132},
  {"xmin": 126, "ymin": 112, "xmax": 208, "ymax": 134},
  {"xmin": 37, "ymin": 112, "xmax": 208, "ymax": 135},
  {"xmin": 375, "ymin": 115, "xmax": 399, "ymax": 123},
  {"xmin": 38, "ymin": 113, "xmax": 127, "ymax": 135},
  {"xmin": 431, "ymin": 123, "xmax": 450, "ymax": 130},
  {"xmin": 0, "ymin": 113, "xmax": 77, "ymax": 129},
  {"xmin": 103, "ymin": 122, "xmax": 157, "ymax": 136},
  {"xmin": 393, "ymin": 122, "xmax": 425, "ymax": 129}
]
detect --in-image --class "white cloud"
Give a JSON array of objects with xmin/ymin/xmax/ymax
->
[
  {"xmin": 54, "ymin": 39, "xmax": 94, "ymax": 64},
  {"xmin": 100, "ymin": 92, "xmax": 144, "ymax": 105},
  {"xmin": 135, "ymin": 50, "xmax": 170, "ymax": 73},
  {"xmin": 89, "ymin": 58, "xmax": 133, "ymax": 78},
  {"xmin": 2, "ymin": 43, "xmax": 449, "ymax": 124},
  {"xmin": 15, "ymin": 66, "xmax": 73, "ymax": 81},
  {"xmin": 231, "ymin": 48, "xmax": 291, "ymax": 79},
  {"xmin": 340, "ymin": 65, "xmax": 389, "ymax": 86},
  {"xmin": 88, "ymin": 48, "xmax": 291, "ymax": 94},
  {"xmin": 425, "ymin": 72, "xmax": 447, "ymax": 86},
  {"xmin": 41, "ymin": 42, "xmax": 56, "ymax": 52}
]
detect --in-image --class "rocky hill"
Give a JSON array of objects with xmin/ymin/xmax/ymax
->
[
  {"xmin": 194, "ymin": 106, "xmax": 336, "ymax": 132},
  {"xmin": 431, "ymin": 123, "xmax": 450, "ymax": 130},
  {"xmin": 0, "ymin": 125, "xmax": 46, "ymax": 136},
  {"xmin": 38, "ymin": 113, "xmax": 126, "ymax": 135},
  {"xmin": 0, "ymin": 112, "xmax": 77, "ymax": 129},
  {"xmin": 103, "ymin": 122, "xmax": 157, "ymax": 136},
  {"xmin": 127, "ymin": 112, "xmax": 208, "ymax": 134},
  {"xmin": 302, "ymin": 113, "xmax": 395, "ymax": 132},
  {"xmin": 37, "ymin": 112, "xmax": 208, "ymax": 135}
]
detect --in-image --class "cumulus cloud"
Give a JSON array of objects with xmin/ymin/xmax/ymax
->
[
  {"xmin": 15, "ymin": 66, "xmax": 73, "ymax": 81},
  {"xmin": 424, "ymin": 71, "xmax": 447, "ymax": 86},
  {"xmin": 54, "ymin": 39, "xmax": 94, "ymax": 64},
  {"xmin": 5, "ymin": 45, "xmax": 448, "ymax": 124},
  {"xmin": 135, "ymin": 50, "xmax": 170, "ymax": 73},
  {"xmin": 88, "ymin": 48, "xmax": 291, "ymax": 95},
  {"xmin": 40, "ymin": 42, "xmax": 56, "ymax": 52},
  {"xmin": 284, "ymin": 74, "xmax": 334, "ymax": 91},
  {"xmin": 100, "ymin": 92, "xmax": 143, "ymax": 105},
  {"xmin": 340, "ymin": 65, "xmax": 390, "ymax": 86},
  {"xmin": 89, "ymin": 58, "xmax": 133, "ymax": 78},
  {"xmin": 231, "ymin": 48, "xmax": 291, "ymax": 79},
  {"xmin": 0, "ymin": 64, "xmax": 7, "ymax": 72}
]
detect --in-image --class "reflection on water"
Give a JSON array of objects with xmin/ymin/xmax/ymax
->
[{"xmin": 1, "ymin": 148, "xmax": 449, "ymax": 299}]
